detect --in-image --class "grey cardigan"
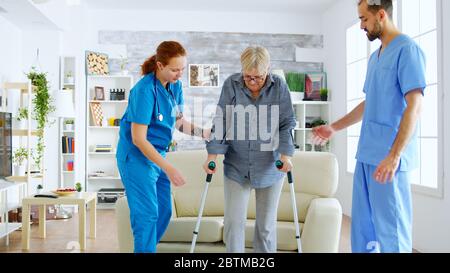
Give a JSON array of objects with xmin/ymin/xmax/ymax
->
[{"xmin": 206, "ymin": 73, "xmax": 296, "ymax": 188}]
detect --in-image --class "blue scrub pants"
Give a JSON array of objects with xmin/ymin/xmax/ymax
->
[
  {"xmin": 117, "ymin": 156, "xmax": 172, "ymax": 253},
  {"xmin": 351, "ymin": 162, "xmax": 412, "ymax": 253}
]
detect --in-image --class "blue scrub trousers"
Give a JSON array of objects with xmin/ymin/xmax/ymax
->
[
  {"xmin": 117, "ymin": 155, "xmax": 172, "ymax": 253},
  {"xmin": 351, "ymin": 162, "xmax": 412, "ymax": 253}
]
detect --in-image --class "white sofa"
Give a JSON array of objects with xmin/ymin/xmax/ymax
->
[{"xmin": 116, "ymin": 150, "xmax": 342, "ymax": 253}]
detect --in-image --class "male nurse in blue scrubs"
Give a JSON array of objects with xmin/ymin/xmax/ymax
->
[
  {"xmin": 312, "ymin": 0, "xmax": 426, "ymax": 253},
  {"xmin": 116, "ymin": 41, "xmax": 210, "ymax": 253}
]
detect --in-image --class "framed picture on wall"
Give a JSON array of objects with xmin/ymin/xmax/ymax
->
[
  {"xmin": 304, "ymin": 72, "xmax": 326, "ymax": 101},
  {"xmin": 94, "ymin": 86, "xmax": 105, "ymax": 101},
  {"xmin": 189, "ymin": 64, "xmax": 220, "ymax": 88},
  {"xmin": 85, "ymin": 51, "xmax": 110, "ymax": 76}
]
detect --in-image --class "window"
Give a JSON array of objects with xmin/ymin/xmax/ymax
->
[
  {"xmin": 345, "ymin": 0, "xmax": 442, "ymax": 194},
  {"xmin": 400, "ymin": 0, "xmax": 441, "ymax": 192},
  {"xmin": 345, "ymin": 21, "xmax": 371, "ymax": 173}
]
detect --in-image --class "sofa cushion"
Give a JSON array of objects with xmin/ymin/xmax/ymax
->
[
  {"xmin": 246, "ymin": 190, "xmax": 318, "ymax": 222},
  {"xmin": 160, "ymin": 217, "xmax": 224, "ymax": 243},
  {"xmin": 173, "ymin": 187, "xmax": 225, "ymax": 217},
  {"xmin": 167, "ymin": 151, "xmax": 338, "ymax": 218},
  {"xmin": 238, "ymin": 220, "xmax": 303, "ymax": 251},
  {"xmin": 276, "ymin": 192, "xmax": 319, "ymax": 222},
  {"xmin": 290, "ymin": 152, "xmax": 338, "ymax": 197},
  {"xmin": 167, "ymin": 152, "xmax": 226, "ymax": 217}
]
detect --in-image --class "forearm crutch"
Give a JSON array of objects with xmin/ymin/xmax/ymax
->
[
  {"xmin": 190, "ymin": 161, "xmax": 216, "ymax": 253},
  {"xmin": 276, "ymin": 160, "xmax": 302, "ymax": 253}
]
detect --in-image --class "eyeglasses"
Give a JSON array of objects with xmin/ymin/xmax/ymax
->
[{"xmin": 243, "ymin": 74, "xmax": 266, "ymax": 83}]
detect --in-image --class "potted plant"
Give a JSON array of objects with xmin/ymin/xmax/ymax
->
[
  {"xmin": 311, "ymin": 118, "xmax": 327, "ymax": 128},
  {"xmin": 320, "ymin": 88, "xmax": 329, "ymax": 101},
  {"xmin": 37, "ymin": 184, "xmax": 43, "ymax": 194},
  {"xmin": 65, "ymin": 71, "xmax": 74, "ymax": 84},
  {"xmin": 119, "ymin": 55, "xmax": 128, "ymax": 75},
  {"xmin": 26, "ymin": 67, "xmax": 55, "ymax": 172},
  {"xmin": 12, "ymin": 147, "xmax": 28, "ymax": 176},
  {"xmin": 75, "ymin": 182, "xmax": 83, "ymax": 197},
  {"xmin": 16, "ymin": 107, "xmax": 28, "ymax": 129},
  {"xmin": 65, "ymin": 119, "xmax": 74, "ymax": 131},
  {"xmin": 285, "ymin": 72, "xmax": 305, "ymax": 102}
]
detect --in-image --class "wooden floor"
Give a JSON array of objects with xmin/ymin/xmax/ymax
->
[
  {"xmin": 0, "ymin": 210, "xmax": 352, "ymax": 253},
  {"xmin": 0, "ymin": 210, "xmax": 119, "ymax": 253}
]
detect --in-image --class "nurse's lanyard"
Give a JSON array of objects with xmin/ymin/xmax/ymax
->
[{"xmin": 153, "ymin": 76, "xmax": 181, "ymax": 122}]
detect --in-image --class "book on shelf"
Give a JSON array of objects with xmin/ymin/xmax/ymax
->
[
  {"xmin": 62, "ymin": 136, "xmax": 75, "ymax": 153},
  {"xmin": 93, "ymin": 144, "xmax": 113, "ymax": 153},
  {"xmin": 94, "ymin": 149, "xmax": 113, "ymax": 153},
  {"xmin": 89, "ymin": 171, "xmax": 110, "ymax": 177},
  {"xmin": 95, "ymin": 144, "xmax": 112, "ymax": 148}
]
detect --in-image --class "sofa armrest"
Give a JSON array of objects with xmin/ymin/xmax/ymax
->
[
  {"xmin": 171, "ymin": 193, "xmax": 177, "ymax": 218},
  {"xmin": 301, "ymin": 198, "xmax": 342, "ymax": 253},
  {"xmin": 116, "ymin": 197, "xmax": 134, "ymax": 253}
]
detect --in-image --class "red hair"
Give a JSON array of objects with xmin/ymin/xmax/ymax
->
[{"xmin": 141, "ymin": 41, "xmax": 187, "ymax": 75}]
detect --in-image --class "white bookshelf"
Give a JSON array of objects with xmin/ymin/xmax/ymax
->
[
  {"xmin": 59, "ymin": 56, "xmax": 77, "ymax": 189},
  {"xmin": 0, "ymin": 181, "xmax": 27, "ymax": 245},
  {"xmin": 85, "ymin": 75, "xmax": 133, "ymax": 193},
  {"xmin": 292, "ymin": 100, "xmax": 331, "ymax": 152}
]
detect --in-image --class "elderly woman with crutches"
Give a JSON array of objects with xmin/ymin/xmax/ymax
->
[{"xmin": 202, "ymin": 46, "xmax": 297, "ymax": 253}]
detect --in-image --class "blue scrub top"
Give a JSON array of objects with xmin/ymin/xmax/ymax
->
[
  {"xmin": 117, "ymin": 73, "xmax": 184, "ymax": 165},
  {"xmin": 356, "ymin": 34, "xmax": 426, "ymax": 171}
]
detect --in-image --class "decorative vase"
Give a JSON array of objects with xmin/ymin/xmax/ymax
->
[
  {"xmin": 66, "ymin": 77, "xmax": 74, "ymax": 84},
  {"xmin": 320, "ymin": 95, "xmax": 328, "ymax": 101},
  {"xmin": 76, "ymin": 191, "xmax": 83, "ymax": 198},
  {"xmin": 14, "ymin": 119, "xmax": 26, "ymax": 129},
  {"xmin": 290, "ymin": 92, "xmax": 304, "ymax": 102},
  {"xmin": 19, "ymin": 120, "xmax": 26, "ymax": 129},
  {"xmin": 65, "ymin": 124, "xmax": 73, "ymax": 131},
  {"xmin": 14, "ymin": 165, "xmax": 26, "ymax": 176}
]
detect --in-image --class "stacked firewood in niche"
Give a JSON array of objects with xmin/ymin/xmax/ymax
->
[{"xmin": 87, "ymin": 51, "xmax": 109, "ymax": 75}]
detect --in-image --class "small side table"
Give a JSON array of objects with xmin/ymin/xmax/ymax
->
[{"xmin": 21, "ymin": 192, "xmax": 97, "ymax": 251}]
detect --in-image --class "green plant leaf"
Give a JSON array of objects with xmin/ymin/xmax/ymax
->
[
  {"xmin": 26, "ymin": 68, "xmax": 55, "ymax": 170},
  {"xmin": 285, "ymin": 72, "xmax": 305, "ymax": 92}
]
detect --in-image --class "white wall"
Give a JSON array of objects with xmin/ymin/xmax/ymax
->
[
  {"xmin": 322, "ymin": 0, "xmax": 357, "ymax": 218},
  {"xmin": 0, "ymin": 16, "xmax": 23, "ymax": 82},
  {"xmin": 87, "ymin": 9, "xmax": 322, "ymax": 35},
  {"xmin": 323, "ymin": 0, "xmax": 450, "ymax": 252},
  {"xmin": 23, "ymin": 5, "xmax": 324, "ymax": 189},
  {"xmin": 411, "ymin": 0, "xmax": 450, "ymax": 253},
  {"xmin": 20, "ymin": 29, "xmax": 62, "ymax": 192},
  {"xmin": 0, "ymin": 12, "xmax": 61, "ymax": 191},
  {"xmin": 67, "ymin": 7, "xmax": 324, "ymax": 184}
]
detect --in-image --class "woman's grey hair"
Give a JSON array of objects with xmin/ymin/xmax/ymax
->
[{"xmin": 240, "ymin": 46, "xmax": 271, "ymax": 74}]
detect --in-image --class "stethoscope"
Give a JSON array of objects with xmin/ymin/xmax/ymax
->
[{"xmin": 153, "ymin": 76, "xmax": 179, "ymax": 122}]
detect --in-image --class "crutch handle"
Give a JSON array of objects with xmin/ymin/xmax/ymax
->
[
  {"xmin": 275, "ymin": 160, "xmax": 283, "ymax": 169},
  {"xmin": 275, "ymin": 160, "xmax": 293, "ymax": 184},
  {"xmin": 206, "ymin": 161, "xmax": 216, "ymax": 183}
]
